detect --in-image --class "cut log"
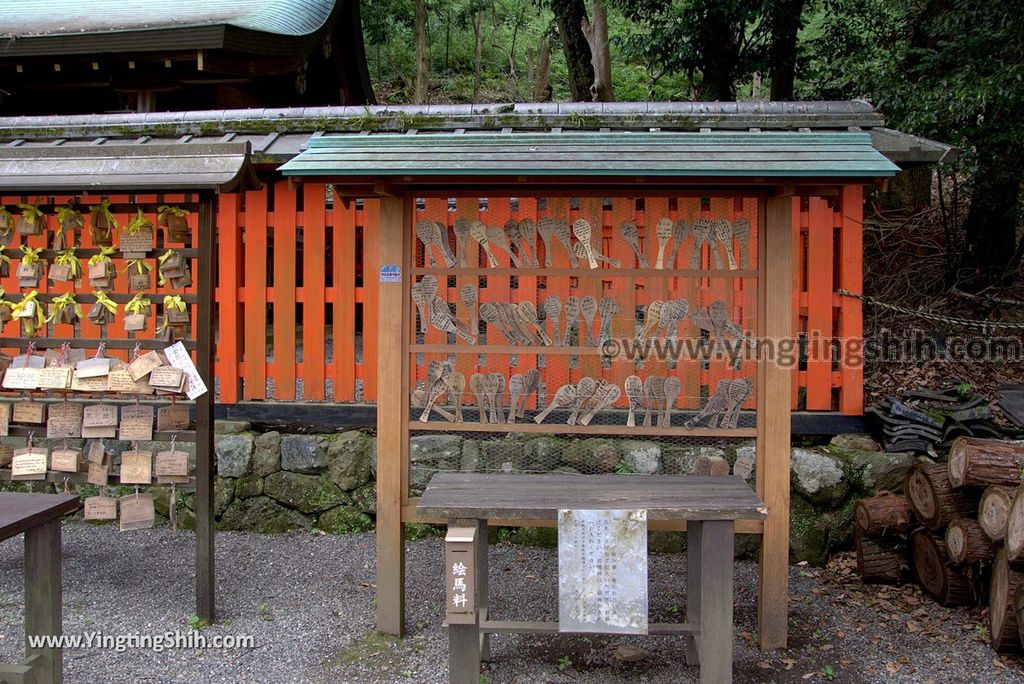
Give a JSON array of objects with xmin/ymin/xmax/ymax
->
[
  {"xmin": 948, "ymin": 437, "xmax": 1024, "ymax": 488},
  {"xmin": 693, "ymin": 454, "xmax": 729, "ymax": 477},
  {"xmin": 904, "ymin": 463, "xmax": 975, "ymax": 529},
  {"xmin": 944, "ymin": 517, "xmax": 998, "ymax": 565},
  {"xmin": 979, "ymin": 485, "xmax": 1015, "ymax": 542},
  {"xmin": 854, "ymin": 493, "xmax": 913, "ymax": 536},
  {"xmin": 1003, "ymin": 484, "xmax": 1024, "ymax": 566},
  {"xmin": 911, "ymin": 529, "xmax": 974, "ymax": 606},
  {"xmin": 990, "ymin": 548, "xmax": 1024, "ymax": 653},
  {"xmin": 854, "ymin": 529, "xmax": 907, "ymax": 583}
]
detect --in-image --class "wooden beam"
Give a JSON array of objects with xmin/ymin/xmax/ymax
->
[
  {"xmin": 194, "ymin": 192, "xmax": 216, "ymax": 621},
  {"xmin": 375, "ymin": 195, "xmax": 409, "ymax": 636},
  {"xmin": 758, "ymin": 196, "xmax": 793, "ymax": 649}
]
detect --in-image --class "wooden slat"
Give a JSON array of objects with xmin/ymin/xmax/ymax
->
[
  {"xmin": 362, "ymin": 199, "xmax": 381, "ymax": 402},
  {"xmin": 805, "ymin": 197, "xmax": 833, "ymax": 410},
  {"xmin": 272, "ymin": 182, "xmax": 297, "ymax": 400},
  {"xmin": 838, "ymin": 185, "xmax": 864, "ymax": 415},
  {"xmin": 411, "ymin": 422, "xmax": 755, "ymax": 437},
  {"xmin": 791, "ymin": 198, "xmax": 804, "ymax": 410},
  {"xmin": 332, "ymin": 197, "xmax": 357, "ymax": 401},
  {"xmin": 758, "ymin": 195, "xmax": 793, "ymax": 649},
  {"xmin": 302, "ymin": 184, "xmax": 326, "ymax": 400},
  {"xmin": 216, "ymin": 192, "xmax": 242, "ymax": 403},
  {"xmin": 243, "ymin": 187, "xmax": 268, "ymax": 399}
]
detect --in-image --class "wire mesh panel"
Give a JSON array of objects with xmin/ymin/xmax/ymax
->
[{"xmin": 407, "ymin": 195, "xmax": 761, "ymax": 496}]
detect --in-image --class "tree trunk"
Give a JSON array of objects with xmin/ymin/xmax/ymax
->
[
  {"xmin": 911, "ymin": 529, "xmax": 975, "ymax": 606},
  {"xmin": 550, "ymin": 0, "xmax": 595, "ymax": 101},
  {"xmin": 945, "ymin": 517, "xmax": 998, "ymax": 565},
  {"xmin": 991, "ymin": 547, "xmax": 1024, "ymax": 652},
  {"xmin": 580, "ymin": 0, "xmax": 613, "ymax": 101},
  {"xmin": 1003, "ymin": 484, "xmax": 1024, "ymax": 566},
  {"xmin": 855, "ymin": 529, "xmax": 908, "ymax": 583},
  {"xmin": 472, "ymin": 10, "xmax": 484, "ymax": 103},
  {"xmin": 961, "ymin": 137, "xmax": 1024, "ymax": 287},
  {"xmin": 905, "ymin": 463, "xmax": 976, "ymax": 529},
  {"xmin": 533, "ymin": 34, "xmax": 553, "ymax": 102},
  {"xmin": 949, "ymin": 437, "xmax": 1024, "ymax": 488},
  {"xmin": 334, "ymin": 0, "xmax": 376, "ymax": 105},
  {"xmin": 413, "ymin": 0, "xmax": 428, "ymax": 104},
  {"xmin": 767, "ymin": 0, "xmax": 805, "ymax": 101},
  {"xmin": 980, "ymin": 485, "xmax": 1015, "ymax": 541},
  {"xmin": 694, "ymin": 8, "xmax": 742, "ymax": 100},
  {"xmin": 854, "ymin": 493, "xmax": 913, "ymax": 536}
]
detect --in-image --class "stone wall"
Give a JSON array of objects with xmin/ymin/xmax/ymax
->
[{"xmin": 2, "ymin": 422, "xmax": 915, "ymax": 566}]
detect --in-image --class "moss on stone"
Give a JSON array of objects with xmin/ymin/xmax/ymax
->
[{"xmin": 318, "ymin": 506, "xmax": 373, "ymax": 534}]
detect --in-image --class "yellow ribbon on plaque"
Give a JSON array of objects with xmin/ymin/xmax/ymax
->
[
  {"xmin": 125, "ymin": 257, "xmax": 153, "ymax": 275},
  {"xmin": 12, "ymin": 290, "xmax": 46, "ymax": 335},
  {"xmin": 47, "ymin": 292, "xmax": 84, "ymax": 323},
  {"xmin": 157, "ymin": 249, "xmax": 178, "ymax": 285},
  {"xmin": 125, "ymin": 209, "xmax": 153, "ymax": 235},
  {"xmin": 88, "ymin": 245, "xmax": 116, "ymax": 266},
  {"xmin": 89, "ymin": 199, "xmax": 118, "ymax": 231},
  {"xmin": 16, "ymin": 202, "xmax": 45, "ymax": 227},
  {"xmin": 0, "ymin": 206, "xmax": 13, "ymax": 233},
  {"xmin": 56, "ymin": 204, "xmax": 84, "ymax": 229},
  {"xmin": 20, "ymin": 244, "xmax": 43, "ymax": 265},
  {"xmin": 125, "ymin": 293, "xmax": 152, "ymax": 316},
  {"xmin": 158, "ymin": 295, "xmax": 187, "ymax": 332},
  {"xmin": 55, "ymin": 247, "xmax": 83, "ymax": 280},
  {"xmin": 157, "ymin": 205, "xmax": 190, "ymax": 222},
  {"xmin": 93, "ymin": 291, "xmax": 119, "ymax": 317}
]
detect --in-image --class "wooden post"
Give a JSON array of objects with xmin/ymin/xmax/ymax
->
[
  {"xmin": 757, "ymin": 195, "xmax": 792, "ymax": 649},
  {"xmin": 376, "ymin": 195, "xmax": 410, "ymax": 636},
  {"xmin": 696, "ymin": 520, "xmax": 735, "ymax": 684},
  {"xmin": 195, "ymin": 192, "xmax": 216, "ymax": 621},
  {"xmin": 24, "ymin": 518, "xmax": 61, "ymax": 684}
]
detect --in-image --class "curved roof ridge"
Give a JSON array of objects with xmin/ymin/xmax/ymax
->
[{"xmin": 0, "ymin": 0, "xmax": 336, "ymax": 38}]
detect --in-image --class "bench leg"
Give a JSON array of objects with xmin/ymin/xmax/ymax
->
[
  {"xmin": 476, "ymin": 520, "xmax": 490, "ymax": 662},
  {"xmin": 695, "ymin": 520, "xmax": 734, "ymax": 684},
  {"xmin": 684, "ymin": 521, "xmax": 703, "ymax": 666},
  {"xmin": 25, "ymin": 519, "xmax": 62, "ymax": 684}
]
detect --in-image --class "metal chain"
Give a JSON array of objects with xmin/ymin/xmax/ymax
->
[{"xmin": 837, "ymin": 289, "xmax": 1024, "ymax": 332}]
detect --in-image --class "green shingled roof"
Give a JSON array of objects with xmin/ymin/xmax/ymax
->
[
  {"xmin": 1, "ymin": 0, "xmax": 336, "ymax": 38},
  {"xmin": 280, "ymin": 131, "xmax": 900, "ymax": 178}
]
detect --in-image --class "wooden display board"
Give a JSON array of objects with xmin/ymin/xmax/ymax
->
[
  {"xmin": 0, "ymin": 195, "xmax": 217, "ymax": 621},
  {"xmin": 374, "ymin": 191, "xmax": 793, "ymax": 649}
]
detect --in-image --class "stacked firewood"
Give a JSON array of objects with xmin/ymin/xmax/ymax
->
[{"xmin": 854, "ymin": 437, "xmax": 1024, "ymax": 653}]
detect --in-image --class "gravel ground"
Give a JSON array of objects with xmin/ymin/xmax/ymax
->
[{"xmin": 1, "ymin": 523, "xmax": 1023, "ymax": 684}]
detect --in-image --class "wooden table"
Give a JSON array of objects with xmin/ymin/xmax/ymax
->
[
  {"xmin": 418, "ymin": 473, "xmax": 767, "ymax": 684},
  {"xmin": 0, "ymin": 492, "xmax": 79, "ymax": 684}
]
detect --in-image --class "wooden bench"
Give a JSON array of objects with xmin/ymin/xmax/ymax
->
[
  {"xmin": 0, "ymin": 492, "xmax": 79, "ymax": 684},
  {"xmin": 418, "ymin": 473, "xmax": 767, "ymax": 684}
]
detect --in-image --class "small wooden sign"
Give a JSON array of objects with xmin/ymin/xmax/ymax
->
[
  {"xmin": 120, "ymin": 226, "xmax": 154, "ymax": 258},
  {"xmin": 119, "ymin": 493, "xmax": 155, "ymax": 531},
  {"xmin": 47, "ymin": 263, "xmax": 73, "ymax": 282},
  {"xmin": 37, "ymin": 366, "xmax": 72, "ymax": 391},
  {"xmin": 11, "ymin": 448, "xmax": 48, "ymax": 480},
  {"xmin": 157, "ymin": 405, "xmax": 190, "ymax": 431},
  {"xmin": 83, "ymin": 496, "xmax": 117, "ymax": 520},
  {"xmin": 3, "ymin": 366, "xmax": 41, "ymax": 390},
  {"xmin": 12, "ymin": 401, "xmax": 46, "ymax": 424},
  {"xmin": 83, "ymin": 404, "xmax": 118, "ymax": 429},
  {"xmin": 119, "ymin": 450, "xmax": 153, "ymax": 484},
  {"xmin": 0, "ymin": 402, "xmax": 9, "ymax": 437},
  {"xmin": 106, "ymin": 369, "xmax": 138, "ymax": 393},
  {"xmin": 119, "ymin": 405, "xmax": 154, "ymax": 441},
  {"xmin": 74, "ymin": 357, "xmax": 112, "ymax": 379},
  {"xmin": 127, "ymin": 351, "xmax": 162, "ymax": 381},
  {"xmin": 0, "ymin": 443, "xmax": 12, "ymax": 467},
  {"xmin": 11, "ymin": 354, "xmax": 45, "ymax": 370},
  {"xmin": 155, "ymin": 450, "xmax": 189, "ymax": 477},
  {"xmin": 87, "ymin": 440, "xmax": 107, "ymax": 465},
  {"xmin": 50, "ymin": 448, "xmax": 81, "ymax": 473},
  {"xmin": 87, "ymin": 461, "xmax": 109, "ymax": 486},
  {"xmin": 71, "ymin": 374, "xmax": 110, "ymax": 392},
  {"xmin": 46, "ymin": 402, "xmax": 83, "ymax": 439},
  {"xmin": 149, "ymin": 366, "xmax": 185, "ymax": 392},
  {"xmin": 124, "ymin": 313, "xmax": 146, "ymax": 332}
]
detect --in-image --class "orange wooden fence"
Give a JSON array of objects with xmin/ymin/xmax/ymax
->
[{"xmin": 2, "ymin": 185, "xmax": 858, "ymax": 412}]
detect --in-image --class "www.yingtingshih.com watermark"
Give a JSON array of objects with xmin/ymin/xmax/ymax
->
[
  {"xmin": 601, "ymin": 328, "xmax": 1024, "ymax": 368},
  {"xmin": 27, "ymin": 630, "xmax": 256, "ymax": 653}
]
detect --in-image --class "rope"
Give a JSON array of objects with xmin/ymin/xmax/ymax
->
[
  {"xmin": 837, "ymin": 289, "xmax": 1024, "ymax": 332},
  {"xmin": 951, "ymin": 288, "xmax": 1024, "ymax": 308}
]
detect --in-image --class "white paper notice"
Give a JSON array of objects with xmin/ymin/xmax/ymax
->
[{"xmin": 163, "ymin": 342, "xmax": 208, "ymax": 400}]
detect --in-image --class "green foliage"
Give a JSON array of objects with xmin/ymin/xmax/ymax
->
[
  {"xmin": 557, "ymin": 655, "xmax": 573, "ymax": 671},
  {"xmin": 188, "ymin": 614, "xmax": 209, "ymax": 631}
]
